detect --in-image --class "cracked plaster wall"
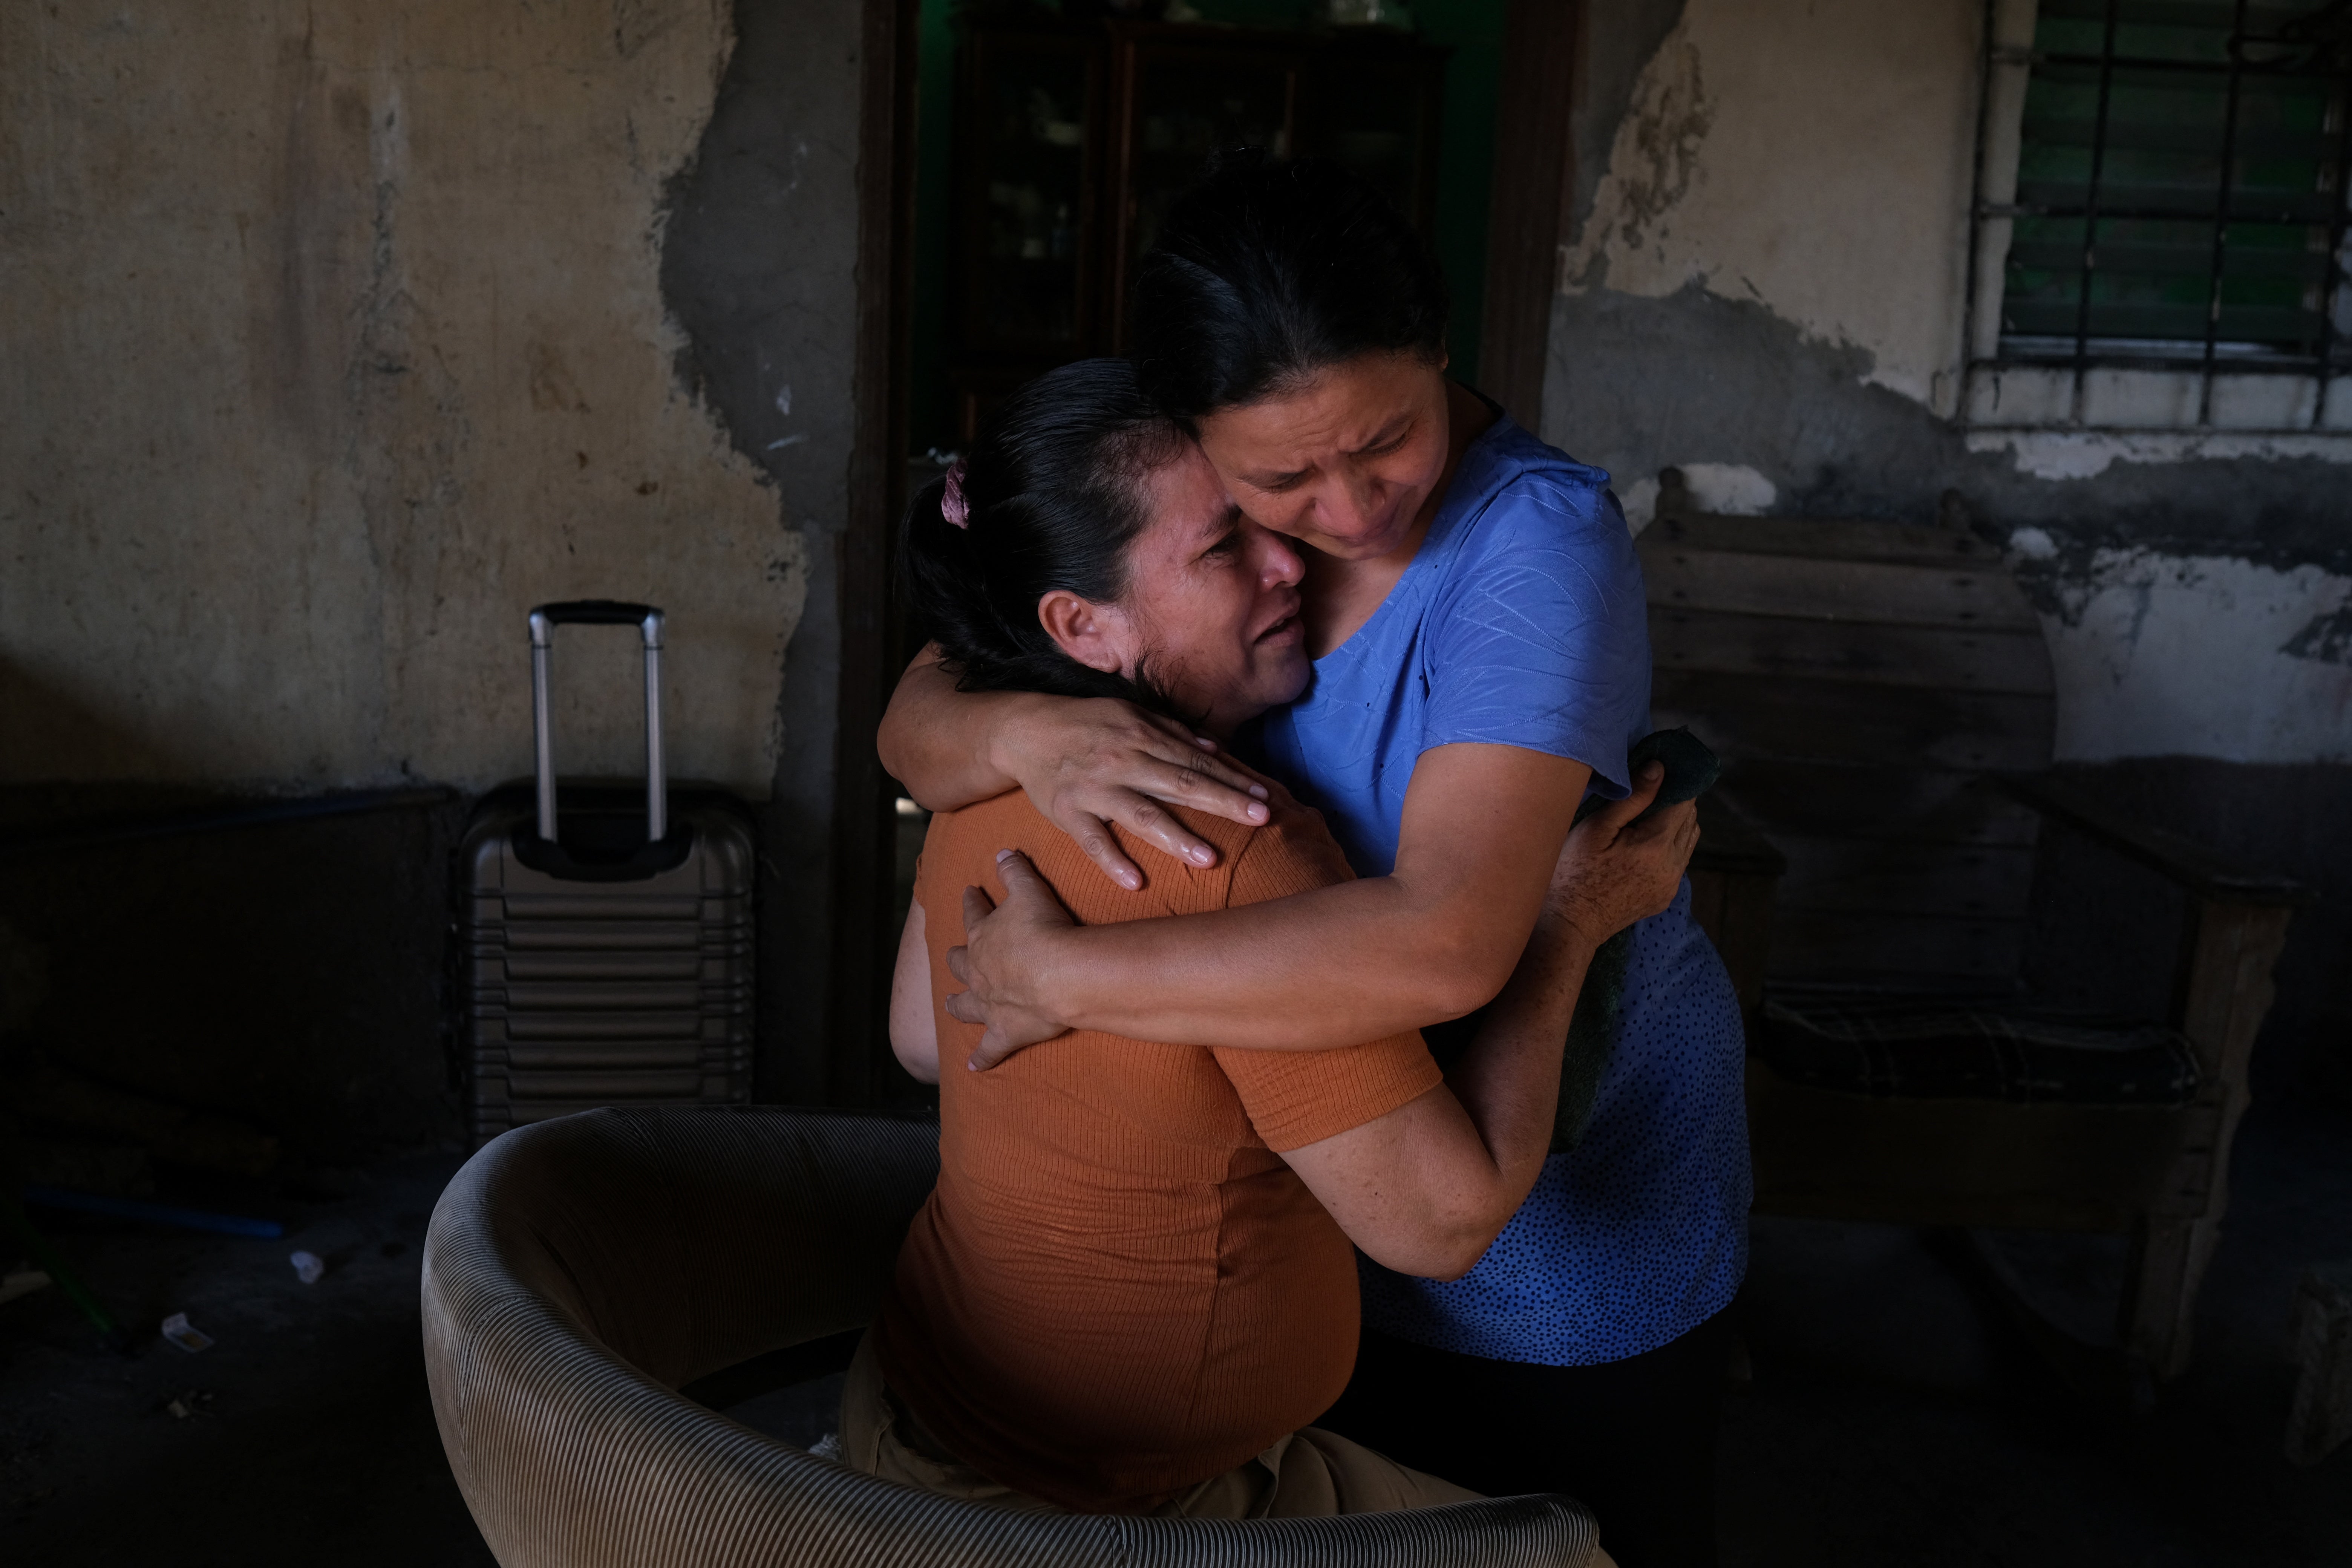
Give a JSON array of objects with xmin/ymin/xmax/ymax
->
[
  {"xmin": 656, "ymin": 0, "xmax": 870, "ymax": 1104},
  {"xmin": 0, "ymin": 1, "xmax": 869, "ymax": 1148},
  {"xmin": 1546, "ymin": 0, "xmax": 2351, "ymax": 769},
  {"xmin": 0, "ymin": 0, "xmax": 822, "ymax": 798}
]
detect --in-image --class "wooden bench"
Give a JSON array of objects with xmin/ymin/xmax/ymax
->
[{"xmin": 1660, "ymin": 475, "xmax": 2310, "ymax": 1386}]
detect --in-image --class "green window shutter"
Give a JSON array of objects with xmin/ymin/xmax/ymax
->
[{"xmin": 1998, "ymin": 0, "xmax": 2350, "ymax": 369}]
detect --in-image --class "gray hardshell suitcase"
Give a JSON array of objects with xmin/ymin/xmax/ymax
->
[{"xmin": 457, "ymin": 601, "xmax": 753, "ymax": 1146}]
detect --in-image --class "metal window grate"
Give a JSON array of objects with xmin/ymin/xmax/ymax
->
[{"xmin": 1972, "ymin": 0, "xmax": 2352, "ymax": 426}]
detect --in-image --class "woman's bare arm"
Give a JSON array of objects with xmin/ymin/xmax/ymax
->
[
  {"xmin": 943, "ymin": 744, "xmax": 1607, "ymax": 1062},
  {"xmin": 1281, "ymin": 775, "xmax": 1697, "ymax": 1279},
  {"xmin": 886, "ymin": 903, "xmax": 940, "ymax": 1085},
  {"xmin": 877, "ymin": 648, "xmax": 1272, "ymax": 891},
  {"xmin": 876, "ymin": 650, "xmax": 1037, "ymax": 812}
]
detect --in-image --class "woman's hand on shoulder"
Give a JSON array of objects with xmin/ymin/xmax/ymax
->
[
  {"xmin": 942, "ymin": 850, "xmax": 1078, "ymax": 1070},
  {"xmin": 1542, "ymin": 763, "xmax": 1701, "ymax": 951},
  {"xmin": 995, "ymin": 697, "xmax": 1272, "ymax": 891}
]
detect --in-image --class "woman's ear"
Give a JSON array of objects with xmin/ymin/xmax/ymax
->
[{"xmin": 1037, "ymin": 590, "xmax": 1129, "ymax": 675}]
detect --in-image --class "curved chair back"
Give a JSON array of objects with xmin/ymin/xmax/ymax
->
[{"xmin": 424, "ymin": 1105, "xmax": 1597, "ymax": 1567}]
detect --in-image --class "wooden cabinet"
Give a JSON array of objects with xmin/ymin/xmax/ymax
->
[
  {"xmin": 945, "ymin": 17, "xmax": 1447, "ymax": 441},
  {"xmin": 957, "ymin": 28, "xmax": 1102, "ymax": 365}
]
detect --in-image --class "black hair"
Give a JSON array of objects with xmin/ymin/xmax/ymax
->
[
  {"xmin": 899, "ymin": 358, "xmax": 1190, "ymax": 714},
  {"xmin": 1129, "ymin": 149, "xmax": 1450, "ymax": 419}
]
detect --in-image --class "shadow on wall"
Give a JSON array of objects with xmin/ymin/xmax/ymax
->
[{"xmin": 0, "ymin": 655, "xmax": 200, "ymax": 787}]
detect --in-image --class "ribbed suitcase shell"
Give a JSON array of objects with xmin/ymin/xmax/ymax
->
[{"xmin": 458, "ymin": 790, "xmax": 754, "ymax": 1146}]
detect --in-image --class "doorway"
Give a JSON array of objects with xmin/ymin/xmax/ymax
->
[{"xmin": 832, "ymin": 0, "xmax": 1578, "ymax": 1102}]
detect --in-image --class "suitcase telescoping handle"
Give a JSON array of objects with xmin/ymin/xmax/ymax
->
[{"xmin": 527, "ymin": 601, "xmax": 666, "ymax": 846}]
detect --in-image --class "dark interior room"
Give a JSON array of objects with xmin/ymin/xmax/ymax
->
[{"xmin": 4, "ymin": 1, "xmax": 2349, "ymax": 1563}]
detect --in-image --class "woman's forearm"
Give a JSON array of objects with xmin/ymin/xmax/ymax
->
[
  {"xmin": 1446, "ymin": 918, "xmax": 1594, "ymax": 1192},
  {"xmin": 876, "ymin": 649, "xmax": 1031, "ymax": 811},
  {"xmin": 990, "ymin": 744, "xmax": 1592, "ymax": 1050},
  {"xmin": 1272, "ymin": 920, "xmax": 1596, "ymax": 1281},
  {"xmin": 1043, "ymin": 868, "xmax": 1539, "ymax": 1050},
  {"xmin": 1255, "ymin": 784, "xmax": 1689, "ymax": 1279},
  {"xmin": 1439, "ymin": 781, "xmax": 1698, "ymax": 1193}
]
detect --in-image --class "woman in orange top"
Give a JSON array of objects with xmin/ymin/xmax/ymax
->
[{"xmin": 855, "ymin": 359, "xmax": 1692, "ymax": 1539}]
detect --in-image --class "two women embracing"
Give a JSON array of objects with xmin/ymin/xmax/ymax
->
[{"xmin": 849, "ymin": 151, "xmax": 1749, "ymax": 1568}]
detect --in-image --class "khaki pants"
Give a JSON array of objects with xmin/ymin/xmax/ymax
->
[{"xmin": 837, "ymin": 1331, "xmax": 1481, "ymax": 1520}]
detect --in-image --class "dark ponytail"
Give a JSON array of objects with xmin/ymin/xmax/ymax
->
[
  {"xmin": 1130, "ymin": 149, "xmax": 1450, "ymax": 420},
  {"xmin": 899, "ymin": 358, "xmax": 1188, "ymax": 711}
]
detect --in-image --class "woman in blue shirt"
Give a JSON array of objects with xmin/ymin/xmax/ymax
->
[{"xmin": 880, "ymin": 153, "xmax": 1747, "ymax": 1568}]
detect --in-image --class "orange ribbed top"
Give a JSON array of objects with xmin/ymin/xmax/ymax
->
[{"xmin": 874, "ymin": 789, "xmax": 1439, "ymax": 1513}]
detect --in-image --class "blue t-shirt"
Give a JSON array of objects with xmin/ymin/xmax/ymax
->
[{"xmin": 1256, "ymin": 413, "xmax": 1751, "ymax": 1367}]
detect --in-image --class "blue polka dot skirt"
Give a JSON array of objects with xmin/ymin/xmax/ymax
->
[{"xmin": 1360, "ymin": 878, "xmax": 1753, "ymax": 1366}]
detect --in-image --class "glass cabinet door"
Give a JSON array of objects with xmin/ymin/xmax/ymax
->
[
  {"xmin": 1298, "ymin": 45, "xmax": 1443, "ymax": 233},
  {"xmin": 962, "ymin": 32, "xmax": 1099, "ymax": 352},
  {"xmin": 943, "ymin": 21, "xmax": 1444, "ymax": 402},
  {"xmin": 1109, "ymin": 41, "xmax": 1298, "ymax": 343}
]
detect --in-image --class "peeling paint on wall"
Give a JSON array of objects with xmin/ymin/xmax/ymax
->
[
  {"xmin": 1559, "ymin": 0, "xmax": 1979, "ymax": 413},
  {"xmin": 2022, "ymin": 548, "xmax": 2352, "ymax": 763},
  {"xmin": 1546, "ymin": 0, "xmax": 2349, "ymax": 1055},
  {"xmin": 653, "ymin": 0, "xmax": 871, "ymax": 1104},
  {"xmin": 1965, "ymin": 429, "xmax": 2352, "ymax": 482},
  {"xmin": 1678, "ymin": 463, "xmax": 1776, "ymax": 516},
  {"xmin": 1545, "ymin": 4, "xmax": 2350, "ymax": 769},
  {"xmin": 1561, "ymin": 32, "xmax": 1711, "ymax": 284},
  {"xmin": 2284, "ymin": 604, "xmax": 2352, "ymax": 666},
  {"xmin": 0, "ymin": 0, "xmax": 813, "ymax": 796},
  {"xmin": 1617, "ymin": 463, "xmax": 1776, "ymax": 533}
]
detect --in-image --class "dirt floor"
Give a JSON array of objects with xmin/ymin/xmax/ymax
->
[
  {"xmin": 4, "ymin": 1094, "xmax": 2347, "ymax": 1567},
  {"xmin": 1, "ymin": 1153, "xmax": 492, "ymax": 1566},
  {"xmin": 1723, "ymin": 1088, "xmax": 2352, "ymax": 1565}
]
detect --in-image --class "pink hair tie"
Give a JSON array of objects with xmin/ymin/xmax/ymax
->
[{"xmin": 942, "ymin": 461, "xmax": 970, "ymax": 529}]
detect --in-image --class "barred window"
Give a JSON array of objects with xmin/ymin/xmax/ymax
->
[{"xmin": 1969, "ymin": 0, "xmax": 2352, "ymax": 427}]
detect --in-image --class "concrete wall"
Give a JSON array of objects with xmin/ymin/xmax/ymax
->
[
  {"xmin": 0, "ymin": 0, "xmax": 833, "ymax": 798},
  {"xmin": 1548, "ymin": 0, "xmax": 2351, "ymax": 767},
  {"xmin": 0, "ymin": 0, "xmax": 870, "ymax": 1154},
  {"xmin": 1547, "ymin": 0, "xmax": 2350, "ymax": 1071},
  {"xmin": 660, "ymin": 0, "xmax": 876, "ymax": 1107}
]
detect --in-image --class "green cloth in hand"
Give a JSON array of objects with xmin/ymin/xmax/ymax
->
[{"xmin": 1550, "ymin": 728, "xmax": 1720, "ymax": 1153}]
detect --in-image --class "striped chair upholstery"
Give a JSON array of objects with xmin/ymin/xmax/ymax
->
[{"xmin": 423, "ymin": 1105, "xmax": 1599, "ymax": 1568}]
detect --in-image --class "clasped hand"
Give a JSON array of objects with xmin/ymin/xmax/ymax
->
[{"xmin": 1540, "ymin": 760, "xmax": 1703, "ymax": 952}]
